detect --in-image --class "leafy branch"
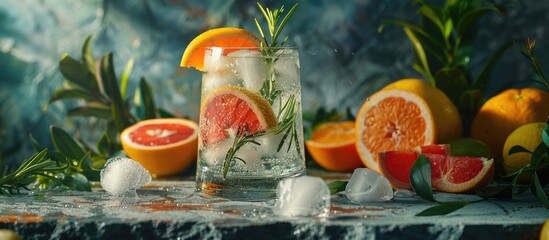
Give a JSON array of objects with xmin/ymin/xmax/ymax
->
[
  {"xmin": 223, "ymin": 125, "xmax": 266, "ymax": 179},
  {"xmin": 1, "ymin": 34, "xmax": 175, "ymax": 194},
  {"xmin": 379, "ymin": 0, "xmax": 513, "ymax": 132}
]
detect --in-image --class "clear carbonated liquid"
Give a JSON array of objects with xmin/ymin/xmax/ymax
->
[{"xmin": 196, "ymin": 47, "xmax": 305, "ymax": 200}]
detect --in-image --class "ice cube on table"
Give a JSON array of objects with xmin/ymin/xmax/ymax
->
[
  {"xmin": 345, "ymin": 168, "xmax": 393, "ymax": 203},
  {"xmin": 274, "ymin": 176, "xmax": 330, "ymax": 217},
  {"xmin": 228, "ymin": 50, "xmax": 267, "ymax": 92},
  {"xmin": 100, "ymin": 157, "xmax": 152, "ymax": 197}
]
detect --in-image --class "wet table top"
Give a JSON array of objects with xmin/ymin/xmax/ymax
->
[{"xmin": 0, "ymin": 180, "xmax": 547, "ymax": 239}]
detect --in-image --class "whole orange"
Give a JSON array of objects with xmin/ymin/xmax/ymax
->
[{"xmin": 470, "ymin": 88, "xmax": 549, "ymax": 172}]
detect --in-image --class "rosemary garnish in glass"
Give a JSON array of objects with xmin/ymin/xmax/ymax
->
[{"xmin": 222, "ymin": 2, "xmax": 301, "ymax": 178}]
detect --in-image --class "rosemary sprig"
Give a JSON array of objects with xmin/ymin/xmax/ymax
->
[
  {"xmin": 518, "ymin": 38, "xmax": 549, "ymax": 88},
  {"xmin": 223, "ymin": 125, "xmax": 266, "ymax": 179},
  {"xmin": 222, "ymin": 2, "xmax": 301, "ymax": 179},
  {"xmin": 254, "ymin": 2, "xmax": 299, "ymax": 48},
  {"xmin": 0, "ymin": 149, "xmax": 68, "ymax": 195}
]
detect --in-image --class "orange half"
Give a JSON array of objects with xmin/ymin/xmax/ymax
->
[
  {"xmin": 305, "ymin": 121, "xmax": 364, "ymax": 172},
  {"xmin": 355, "ymin": 89, "xmax": 435, "ymax": 173},
  {"xmin": 180, "ymin": 27, "xmax": 261, "ymax": 71}
]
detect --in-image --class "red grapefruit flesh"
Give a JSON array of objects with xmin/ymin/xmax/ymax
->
[
  {"xmin": 200, "ymin": 86, "xmax": 276, "ymax": 145},
  {"xmin": 378, "ymin": 145, "xmax": 494, "ymax": 192},
  {"xmin": 120, "ymin": 118, "xmax": 199, "ymax": 176}
]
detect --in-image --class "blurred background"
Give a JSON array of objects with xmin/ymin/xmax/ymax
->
[{"xmin": 1, "ymin": 0, "xmax": 548, "ymax": 165}]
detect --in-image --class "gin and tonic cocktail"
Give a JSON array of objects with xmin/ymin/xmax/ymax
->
[{"xmin": 195, "ymin": 46, "xmax": 305, "ymax": 199}]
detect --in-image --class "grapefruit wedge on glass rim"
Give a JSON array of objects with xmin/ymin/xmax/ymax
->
[
  {"xmin": 199, "ymin": 86, "xmax": 277, "ymax": 145},
  {"xmin": 120, "ymin": 118, "xmax": 199, "ymax": 176}
]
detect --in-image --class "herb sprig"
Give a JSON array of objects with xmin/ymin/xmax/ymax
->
[{"xmin": 222, "ymin": 2, "xmax": 301, "ymax": 178}]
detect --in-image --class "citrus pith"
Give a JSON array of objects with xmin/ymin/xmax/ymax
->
[
  {"xmin": 120, "ymin": 118, "xmax": 199, "ymax": 176},
  {"xmin": 180, "ymin": 28, "xmax": 261, "ymax": 71},
  {"xmin": 356, "ymin": 89, "xmax": 435, "ymax": 173},
  {"xmin": 305, "ymin": 121, "xmax": 364, "ymax": 172}
]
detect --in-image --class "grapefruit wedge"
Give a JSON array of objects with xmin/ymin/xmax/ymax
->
[
  {"xmin": 378, "ymin": 145, "xmax": 494, "ymax": 193},
  {"xmin": 200, "ymin": 86, "xmax": 277, "ymax": 145},
  {"xmin": 120, "ymin": 118, "xmax": 199, "ymax": 176}
]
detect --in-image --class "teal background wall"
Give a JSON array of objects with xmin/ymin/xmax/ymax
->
[{"xmin": 1, "ymin": 0, "xmax": 548, "ymax": 163}]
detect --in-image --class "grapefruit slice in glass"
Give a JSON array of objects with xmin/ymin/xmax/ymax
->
[
  {"xmin": 355, "ymin": 89, "xmax": 436, "ymax": 173},
  {"xmin": 120, "ymin": 118, "xmax": 199, "ymax": 176},
  {"xmin": 200, "ymin": 86, "xmax": 277, "ymax": 145},
  {"xmin": 305, "ymin": 121, "xmax": 364, "ymax": 172},
  {"xmin": 180, "ymin": 27, "xmax": 261, "ymax": 71}
]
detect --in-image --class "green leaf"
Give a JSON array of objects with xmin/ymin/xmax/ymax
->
[
  {"xmin": 81, "ymin": 35, "xmax": 96, "ymax": 76},
  {"xmin": 50, "ymin": 126, "xmax": 86, "ymax": 160},
  {"xmin": 67, "ymin": 105, "xmax": 112, "ymax": 119},
  {"xmin": 542, "ymin": 121, "xmax": 549, "ymax": 149},
  {"xmin": 417, "ymin": 5, "xmax": 445, "ymax": 35},
  {"xmin": 458, "ymin": 89, "xmax": 484, "ymax": 117},
  {"xmin": 79, "ymin": 152, "xmax": 100, "ymax": 181},
  {"xmin": 403, "ymin": 27, "xmax": 436, "ymax": 85},
  {"xmin": 508, "ymin": 145, "xmax": 532, "ymax": 155},
  {"xmin": 48, "ymin": 89, "xmax": 96, "ymax": 104},
  {"xmin": 327, "ymin": 180, "xmax": 348, "ymax": 194},
  {"xmin": 158, "ymin": 108, "xmax": 176, "ymax": 118},
  {"xmin": 416, "ymin": 201, "xmax": 469, "ymax": 216},
  {"xmin": 443, "ymin": 19, "xmax": 453, "ymax": 39},
  {"xmin": 29, "ymin": 134, "xmax": 47, "ymax": 152},
  {"xmin": 434, "ymin": 68, "xmax": 468, "ymax": 104},
  {"xmin": 63, "ymin": 173, "xmax": 91, "ymax": 191},
  {"xmin": 59, "ymin": 55, "xmax": 99, "ymax": 91},
  {"xmin": 120, "ymin": 57, "xmax": 134, "ymax": 98},
  {"xmin": 455, "ymin": 6, "xmax": 499, "ymax": 38},
  {"xmin": 475, "ymin": 185, "xmax": 513, "ymax": 199},
  {"xmin": 473, "ymin": 39, "xmax": 515, "ymax": 91},
  {"xmin": 410, "ymin": 155, "xmax": 437, "ymax": 202},
  {"xmin": 96, "ymin": 133, "xmax": 110, "ymax": 156},
  {"xmin": 139, "ymin": 77, "xmax": 156, "ymax": 120},
  {"xmin": 532, "ymin": 172, "xmax": 549, "ymax": 205},
  {"xmin": 100, "ymin": 53, "xmax": 133, "ymax": 132}
]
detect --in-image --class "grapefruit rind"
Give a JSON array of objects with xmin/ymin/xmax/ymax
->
[
  {"xmin": 432, "ymin": 157, "xmax": 494, "ymax": 193},
  {"xmin": 199, "ymin": 86, "xmax": 277, "ymax": 145},
  {"xmin": 120, "ymin": 118, "xmax": 199, "ymax": 176},
  {"xmin": 355, "ymin": 89, "xmax": 436, "ymax": 173},
  {"xmin": 180, "ymin": 28, "xmax": 261, "ymax": 71}
]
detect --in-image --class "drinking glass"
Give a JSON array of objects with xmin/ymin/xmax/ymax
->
[{"xmin": 195, "ymin": 46, "xmax": 305, "ymax": 200}]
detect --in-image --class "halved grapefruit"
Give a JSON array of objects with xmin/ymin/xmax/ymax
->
[
  {"xmin": 355, "ymin": 89, "xmax": 436, "ymax": 173},
  {"xmin": 180, "ymin": 28, "xmax": 261, "ymax": 71},
  {"xmin": 120, "ymin": 118, "xmax": 198, "ymax": 176},
  {"xmin": 305, "ymin": 121, "xmax": 364, "ymax": 172},
  {"xmin": 200, "ymin": 86, "xmax": 277, "ymax": 145}
]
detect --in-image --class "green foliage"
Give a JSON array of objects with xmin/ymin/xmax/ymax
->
[
  {"xmin": 379, "ymin": 0, "xmax": 513, "ymax": 132},
  {"xmin": 327, "ymin": 180, "xmax": 348, "ymax": 194},
  {"xmin": 0, "ymin": 34, "xmax": 175, "ymax": 194}
]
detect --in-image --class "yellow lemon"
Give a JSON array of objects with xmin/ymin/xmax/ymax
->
[{"xmin": 502, "ymin": 122, "xmax": 545, "ymax": 182}]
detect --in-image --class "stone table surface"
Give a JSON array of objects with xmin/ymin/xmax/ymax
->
[{"xmin": 0, "ymin": 180, "xmax": 547, "ymax": 240}]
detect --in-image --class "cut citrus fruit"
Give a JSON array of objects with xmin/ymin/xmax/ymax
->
[
  {"xmin": 120, "ymin": 118, "xmax": 199, "ymax": 176},
  {"xmin": 200, "ymin": 86, "xmax": 277, "ymax": 145},
  {"xmin": 382, "ymin": 79, "xmax": 462, "ymax": 143},
  {"xmin": 305, "ymin": 121, "xmax": 364, "ymax": 172},
  {"xmin": 180, "ymin": 27, "xmax": 261, "ymax": 71},
  {"xmin": 379, "ymin": 144, "xmax": 449, "ymax": 189},
  {"xmin": 355, "ymin": 89, "xmax": 435, "ymax": 173},
  {"xmin": 426, "ymin": 154, "xmax": 494, "ymax": 193},
  {"xmin": 378, "ymin": 145, "xmax": 495, "ymax": 192}
]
